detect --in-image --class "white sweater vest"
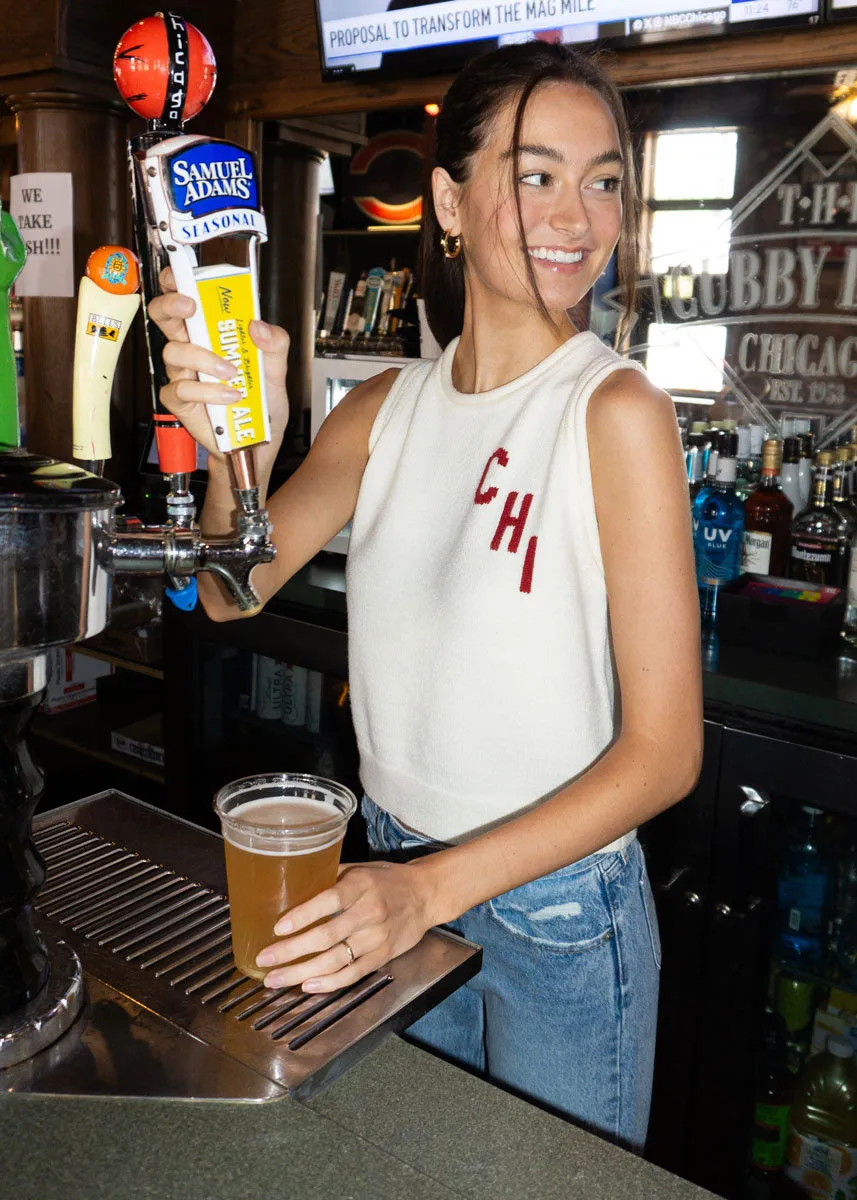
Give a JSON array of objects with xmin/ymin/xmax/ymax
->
[{"xmin": 346, "ymin": 331, "xmax": 645, "ymax": 846}]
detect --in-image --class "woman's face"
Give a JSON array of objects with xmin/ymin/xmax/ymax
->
[{"xmin": 435, "ymin": 81, "xmax": 625, "ymax": 322}]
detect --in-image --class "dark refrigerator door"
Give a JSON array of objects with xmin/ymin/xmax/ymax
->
[
  {"xmin": 686, "ymin": 727, "xmax": 857, "ymax": 1200},
  {"xmin": 645, "ymin": 719, "xmax": 721, "ymax": 1178}
]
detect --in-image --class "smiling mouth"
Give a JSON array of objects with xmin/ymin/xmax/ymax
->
[{"xmin": 528, "ymin": 247, "xmax": 585, "ymax": 265}]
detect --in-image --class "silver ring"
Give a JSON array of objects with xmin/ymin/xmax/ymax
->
[{"xmin": 343, "ymin": 939, "xmax": 355, "ymax": 966}]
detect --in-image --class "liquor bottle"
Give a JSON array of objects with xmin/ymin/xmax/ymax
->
[
  {"xmin": 748, "ymin": 1011, "xmax": 794, "ymax": 1196},
  {"xmin": 742, "ymin": 440, "xmax": 794, "ymax": 577},
  {"xmin": 686, "ymin": 442, "xmax": 704, "ymax": 498},
  {"xmin": 780, "ymin": 436, "xmax": 804, "ymax": 517},
  {"xmin": 840, "ymin": 444, "xmax": 854, "ymax": 513},
  {"xmin": 790, "ymin": 453, "xmax": 850, "ymax": 587},
  {"xmin": 748, "ymin": 423, "xmax": 766, "ymax": 490},
  {"xmin": 697, "ymin": 429, "xmax": 723, "ymax": 504},
  {"xmin": 843, "ymin": 526, "xmax": 857, "ymax": 648},
  {"xmin": 736, "ymin": 426, "xmax": 754, "ymax": 502},
  {"xmin": 833, "ymin": 447, "xmax": 857, "ymax": 542},
  {"xmin": 777, "ymin": 805, "xmax": 831, "ymax": 971},
  {"xmin": 692, "ymin": 431, "xmax": 745, "ymax": 623},
  {"xmin": 798, "ymin": 433, "xmax": 815, "ymax": 509}
]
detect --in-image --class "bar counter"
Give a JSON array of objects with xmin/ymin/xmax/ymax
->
[
  {"xmin": 259, "ymin": 554, "xmax": 857, "ymax": 739},
  {"xmin": 1, "ymin": 1036, "xmax": 716, "ymax": 1199}
]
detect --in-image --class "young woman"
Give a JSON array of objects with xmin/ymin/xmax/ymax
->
[{"xmin": 150, "ymin": 41, "xmax": 702, "ymax": 1151}]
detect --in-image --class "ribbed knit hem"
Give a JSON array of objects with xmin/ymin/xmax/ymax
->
[{"xmin": 358, "ymin": 748, "xmax": 637, "ymax": 853}]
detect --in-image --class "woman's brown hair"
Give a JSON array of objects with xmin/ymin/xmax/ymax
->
[{"xmin": 420, "ymin": 41, "xmax": 639, "ymax": 349}]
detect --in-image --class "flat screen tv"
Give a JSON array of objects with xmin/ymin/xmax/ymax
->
[
  {"xmin": 315, "ymin": 0, "xmax": 821, "ymax": 81},
  {"xmin": 826, "ymin": 0, "xmax": 857, "ymax": 21}
]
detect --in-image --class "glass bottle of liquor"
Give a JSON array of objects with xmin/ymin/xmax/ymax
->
[
  {"xmin": 841, "ymin": 442, "xmax": 857, "ymax": 518},
  {"xmin": 742, "ymin": 440, "xmax": 794, "ymax": 577},
  {"xmin": 746, "ymin": 424, "xmax": 765, "ymax": 493},
  {"xmin": 797, "ymin": 433, "xmax": 814, "ymax": 510},
  {"xmin": 747, "ymin": 1011, "xmax": 794, "ymax": 1196},
  {"xmin": 736, "ymin": 426, "xmax": 754, "ymax": 502},
  {"xmin": 842, "ymin": 524, "xmax": 857, "ymax": 647},
  {"xmin": 696, "ymin": 429, "xmax": 723, "ymax": 506},
  {"xmin": 833, "ymin": 447, "xmax": 857, "ymax": 543},
  {"xmin": 690, "ymin": 421, "xmax": 710, "ymax": 473},
  {"xmin": 693, "ymin": 431, "xmax": 745, "ymax": 623},
  {"xmin": 686, "ymin": 445, "xmax": 704, "ymax": 499},
  {"xmin": 789, "ymin": 452, "xmax": 850, "ymax": 587},
  {"xmin": 780, "ymin": 436, "xmax": 804, "ymax": 516},
  {"xmin": 686, "ymin": 431, "xmax": 706, "ymax": 499}
]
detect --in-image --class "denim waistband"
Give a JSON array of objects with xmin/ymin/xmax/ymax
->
[{"xmin": 362, "ymin": 796, "xmax": 637, "ymax": 865}]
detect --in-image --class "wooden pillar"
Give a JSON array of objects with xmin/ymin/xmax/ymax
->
[
  {"xmin": 6, "ymin": 92, "xmax": 131, "ymax": 478},
  {"xmin": 260, "ymin": 139, "xmax": 324, "ymax": 429}
]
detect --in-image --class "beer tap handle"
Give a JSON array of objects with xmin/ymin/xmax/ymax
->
[
  {"xmin": 114, "ymin": 11, "xmax": 217, "ymax": 496},
  {"xmin": 0, "ymin": 201, "xmax": 27, "ymax": 449},
  {"xmin": 71, "ymin": 247, "xmax": 141, "ymax": 474}
]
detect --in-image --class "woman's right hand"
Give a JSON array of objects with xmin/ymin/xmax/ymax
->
[{"xmin": 147, "ymin": 266, "xmax": 290, "ymax": 461}]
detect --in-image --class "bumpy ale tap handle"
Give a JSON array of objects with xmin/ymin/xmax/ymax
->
[{"xmin": 0, "ymin": 203, "xmax": 26, "ymax": 448}]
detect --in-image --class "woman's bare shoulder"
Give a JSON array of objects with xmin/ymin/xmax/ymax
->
[{"xmin": 588, "ymin": 366, "xmax": 677, "ymax": 440}]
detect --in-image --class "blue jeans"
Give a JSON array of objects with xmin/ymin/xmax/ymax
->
[{"xmin": 362, "ymin": 797, "xmax": 661, "ymax": 1152}]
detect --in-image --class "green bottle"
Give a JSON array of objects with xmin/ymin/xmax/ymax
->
[{"xmin": 0, "ymin": 201, "xmax": 27, "ymax": 448}]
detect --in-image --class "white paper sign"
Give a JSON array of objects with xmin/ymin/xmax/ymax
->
[{"xmin": 10, "ymin": 173, "xmax": 74, "ymax": 298}]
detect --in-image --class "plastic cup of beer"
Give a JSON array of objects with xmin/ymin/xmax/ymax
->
[{"xmin": 214, "ymin": 773, "xmax": 357, "ymax": 981}]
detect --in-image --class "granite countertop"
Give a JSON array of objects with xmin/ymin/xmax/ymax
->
[{"xmin": 1, "ymin": 1036, "xmax": 717, "ymax": 1200}]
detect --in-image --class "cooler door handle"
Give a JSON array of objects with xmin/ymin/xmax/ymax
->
[{"xmin": 739, "ymin": 785, "xmax": 770, "ymax": 817}]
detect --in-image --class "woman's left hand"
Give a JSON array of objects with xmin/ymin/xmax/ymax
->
[{"xmin": 255, "ymin": 860, "xmax": 435, "ymax": 992}]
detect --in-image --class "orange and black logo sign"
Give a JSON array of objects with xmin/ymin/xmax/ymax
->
[{"xmin": 349, "ymin": 131, "xmax": 424, "ymax": 225}]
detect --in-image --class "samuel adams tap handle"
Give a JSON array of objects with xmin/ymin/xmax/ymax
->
[{"xmin": 113, "ymin": 12, "xmax": 217, "ymax": 478}]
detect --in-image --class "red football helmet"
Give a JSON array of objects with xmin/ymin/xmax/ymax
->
[{"xmin": 113, "ymin": 13, "xmax": 217, "ymax": 123}]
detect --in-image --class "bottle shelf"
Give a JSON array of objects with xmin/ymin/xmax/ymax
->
[
  {"xmin": 75, "ymin": 644, "xmax": 164, "ymax": 681},
  {"xmin": 30, "ymin": 706, "xmax": 165, "ymax": 786}
]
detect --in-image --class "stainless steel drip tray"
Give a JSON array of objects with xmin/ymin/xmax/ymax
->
[{"xmin": 9, "ymin": 790, "xmax": 481, "ymax": 1102}]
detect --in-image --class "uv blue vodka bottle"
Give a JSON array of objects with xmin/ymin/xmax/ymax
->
[{"xmin": 692, "ymin": 430, "xmax": 745, "ymax": 624}]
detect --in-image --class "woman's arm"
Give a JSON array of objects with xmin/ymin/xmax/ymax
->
[
  {"xmin": 148, "ymin": 278, "xmax": 398, "ymax": 621},
  {"xmin": 256, "ymin": 370, "xmax": 703, "ymax": 990},
  {"xmin": 198, "ymin": 368, "xmax": 398, "ymax": 621}
]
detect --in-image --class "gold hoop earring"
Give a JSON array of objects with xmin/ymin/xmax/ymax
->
[{"xmin": 440, "ymin": 231, "xmax": 461, "ymax": 260}]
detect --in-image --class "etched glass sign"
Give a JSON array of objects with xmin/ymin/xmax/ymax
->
[{"xmin": 595, "ymin": 71, "xmax": 857, "ymax": 445}]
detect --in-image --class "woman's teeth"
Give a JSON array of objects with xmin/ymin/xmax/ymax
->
[{"xmin": 528, "ymin": 247, "xmax": 584, "ymax": 264}]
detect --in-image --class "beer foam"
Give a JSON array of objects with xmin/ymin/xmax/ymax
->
[{"xmin": 222, "ymin": 796, "xmax": 344, "ymax": 855}]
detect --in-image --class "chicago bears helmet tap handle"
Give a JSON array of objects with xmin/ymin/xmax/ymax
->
[{"xmin": 114, "ymin": 12, "xmax": 217, "ymax": 503}]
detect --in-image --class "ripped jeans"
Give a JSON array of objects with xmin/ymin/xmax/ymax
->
[{"xmin": 362, "ymin": 797, "xmax": 661, "ymax": 1152}]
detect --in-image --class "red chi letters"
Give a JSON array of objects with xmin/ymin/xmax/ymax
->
[{"xmin": 474, "ymin": 447, "xmax": 538, "ymax": 594}]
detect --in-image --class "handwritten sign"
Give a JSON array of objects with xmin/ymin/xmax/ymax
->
[{"xmin": 10, "ymin": 173, "xmax": 74, "ymax": 298}]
